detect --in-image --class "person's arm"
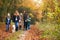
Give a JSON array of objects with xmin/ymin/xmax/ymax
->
[
  {"xmin": 10, "ymin": 18, "xmax": 11, "ymax": 24},
  {"xmin": 13, "ymin": 15, "xmax": 15, "ymax": 22},
  {"xmin": 5, "ymin": 17, "xmax": 7, "ymax": 24},
  {"xmin": 27, "ymin": 18, "xmax": 31, "ymax": 22}
]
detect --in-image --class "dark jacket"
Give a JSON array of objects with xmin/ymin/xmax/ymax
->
[
  {"xmin": 12, "ymin": 15, "xmax": 20, "ymax": 22},
  {"xmin": 23, "ymin": 13, "xmax": 28, "ymax": 22},
  {"xmin": 5, "ymin": 17, "xmax": 11, "ymax": 24}
]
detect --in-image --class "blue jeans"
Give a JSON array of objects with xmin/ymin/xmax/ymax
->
[
  {"xmin": 27, "ymin": 23, "xmax": 30, "ymax": 30},
  {"xmin": 15, "ymin": 22, "xmax": 19, "ymax": 31},
  {"xmin": 6, "ymin": 24, "xmax": 10, "ymax": 32}
]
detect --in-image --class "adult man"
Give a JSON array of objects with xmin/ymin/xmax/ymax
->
[{"xmin": 23, "ymin": 11, "xmax": 28, "ymax": 30}]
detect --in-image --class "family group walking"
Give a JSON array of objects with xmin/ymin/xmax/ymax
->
[{"xmin": 5, "ymin": 10, "xmax": 31, "ymax": 32}]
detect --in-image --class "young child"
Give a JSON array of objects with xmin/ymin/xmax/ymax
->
[
  {"xmin": 5, "ymin": 13, "xmax": 11, "ymax": 32},
  {"xmin": 27, "ymin": 15, "xmax": 31, "ymax": 30}
]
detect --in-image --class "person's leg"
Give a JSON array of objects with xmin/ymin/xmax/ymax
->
[
  {"xmin": 27, "ymin": 24, "xmax": 29, "ymax": 30},
  {"xmin": 15, "ymin": 22, "xmax": 16, "ymax": 31},
  {"xmin": 24, "ymin": 22, "xmax": 26, "ymax": 30},
  {"xmin": 25, "ymin": 22, "xmax": 27, "ymax": 30},
  {"xmin": 24, "ymin": 22, "xmax": 25, "ymax": 29},
  {"xmin": 27, "ymin": 23, "xmax": 30, "ymax": 30},
  {"xmin": 15, "ymin": 22, "xmax": 18, "ymax": 31},
  {"xmin": 19, "ymin": 25, "xmax": 21, "ymax": 30},
  {"xmin": 28, "ymin": 24, "xmax": 30, "ymax": 29},
  {"xmin": 6, "ymin": 24, "xmax": 9, "ymax": 32},
  {"xmin": 16, "ymin": 22, "xmax": 19, "ymax": 31},
  {"xmin": 16, "ymin": 27, "xmax": 18, "ymax": 31}
]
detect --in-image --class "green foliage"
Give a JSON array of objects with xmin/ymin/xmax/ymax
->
[
  {"xmin": 47, "ymin": 12, "xmax": 54, "ymax": 18},
  {"xmin": 38, "ymin": 23, "xmax": 60, "ymax": 40},
  {"xmin": 0, "ymin": 0, "xmax": 23, "ymax": 22},
  {"xmin": 42, "ymin": 0, "xmax": 60, "ymax": 23},
  {"xmin": 18, "ymin": 6, "xmax": 32, "ymax": 13}
]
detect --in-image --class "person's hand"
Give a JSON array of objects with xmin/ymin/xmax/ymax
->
[
  {"xmin": 19, "ymin": 20, "xmax": 21, "ymax": 22},
  {"xmin": 25, "ymin": 20, "xmax": 27, "ymax": 22}
]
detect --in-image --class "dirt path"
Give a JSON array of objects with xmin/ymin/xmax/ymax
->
[
  {"xmin": 0, "ymin": 22, "xmax": 47, "ymax": 40},
  {"xmin": 17, "ymin": 25, "xmax": 43, "ymax": 40},
  {"xmin": 17, "ymin": 31, "xmax": 28, "ymax": 40}
]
